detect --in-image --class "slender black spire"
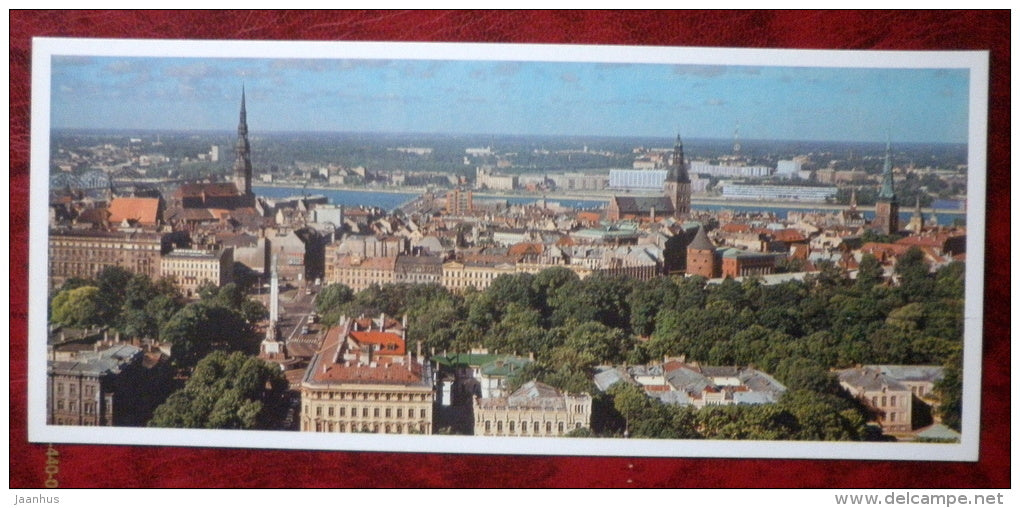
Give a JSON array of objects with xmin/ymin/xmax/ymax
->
[{"xmin": 233, "ymin": 86, "xmax": 253, "ymax": 197}]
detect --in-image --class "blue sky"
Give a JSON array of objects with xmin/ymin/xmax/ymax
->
[{"xmin": 49, "ymin": 56, "xmax": 970, "ymax": 143}]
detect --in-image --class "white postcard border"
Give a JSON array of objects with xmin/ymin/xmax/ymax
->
[{"xmin": 27, "ymin": 38, "xmax": 989, "ymax": 461}]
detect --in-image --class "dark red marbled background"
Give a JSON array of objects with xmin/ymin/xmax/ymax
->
[{"xmin": 9, "ymin": 10, "xmax": 1009, "ymax": 488}]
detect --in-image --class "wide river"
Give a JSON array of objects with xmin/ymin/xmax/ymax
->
[{"xmin": 254, "ymin": 185, "xmax": 964, "ymax": 226}]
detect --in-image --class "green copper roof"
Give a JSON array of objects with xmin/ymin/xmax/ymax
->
[{"xmin": 878, "ymin": 139, "xmax": 897, "ymax": 201}]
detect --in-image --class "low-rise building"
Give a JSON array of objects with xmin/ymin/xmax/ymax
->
[
  {"xmin": 593, "ymin": 361, "xmax": 787, "ymax": 409},
  {"xmin": 300, "ymin": 319, "xmax": 434, "ymax": 435},
  {"xmin": 47, "ymin": 343, "xmax": 168, "ymax": 426},
  {"xmin": 720, "ymin": 248, "xmax": 778, "ymax": 278},
  {"xmin": 442, "ymin": 255, "xmax": 517, "ymax": 292},
  {"xmin": 836, "ymin": 365, "xmax": 938, "ymax": 432},
  {"xmin": 394, "ymin": 254, "xmax": 444, "ymax": 285},
  {"xmin": 48, "ymin": 229, "xmax": 165, "ymax": 289},
  {"xmin": 160, "ymin": 247, "xmax": 233, "ymax": 298},
  {"xmin": 473, "ymin": 380, "xmax": 591, "ymax": 437},
  {"xmin": 328, "ymin": 255, "xmax": 397, "ymax": 292}
]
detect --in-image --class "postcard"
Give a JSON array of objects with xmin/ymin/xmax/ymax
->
[{"xmin": 29, "ymin": 38, "xmax": 987, "ymax": 461}]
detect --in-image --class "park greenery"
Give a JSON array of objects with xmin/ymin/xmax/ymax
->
[
  {"xmin": 316, "ymin": 246, "xmax": 964, "ymax": 439},
  {"xmin": 48, "ymin": 245, "xmax": 963, "ymax": 437},
  {"xmin": 49, "ymin": 267, "xmax": 267, "ymax": 369},
  {"xmin": 148, "ymin": 350, "xmax": 288, "ymax": 430},
  {"xmin": 49, "ymin": 267, "xmax": 274, "ymax": 428}
]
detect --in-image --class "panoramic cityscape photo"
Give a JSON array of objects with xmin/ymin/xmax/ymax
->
[{"xmin": 32, "ymin": 40, "xmax": 984, "ymax": 457}]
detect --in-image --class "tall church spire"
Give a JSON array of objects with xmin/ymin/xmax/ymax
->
[
  {"xmin": 233, "ymin": 86, "xmax": 253, "ymax": 198},
  {"xmin": 878, "ymin": 137, "xmax": 896, "ymax": 201},
  {"xmin": 873, "ymin": 136, "xmax": 900, "ymax": 235}
]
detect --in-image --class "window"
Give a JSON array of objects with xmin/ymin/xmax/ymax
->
[
  {"xmin": 558, "ymin": 422, "xmax": 564, "ymax": 433},
  {"xmin": 420, "ymin": 409, "xmax": 426, "ymax": 419},
  {"xmin": 890, "ymin": 396, "xmax": 896, "ymax": 407},
  {"xmin": 374, "ymin": 408, "xmax": 380, "ymax": 418},
  {"xmin": 485, "ymin": 421, "xmax": 491, "ymax": 433},
  {"xmin": 509, "ymin": 421, "xmax": 515, "ymax": 432},
  {"xmin": 889, "ymin": 412, "xmax": 896, "ymax": 422},
  {"xmin": 534, "ymin": 422, "xmax": 540, "ymax": 433},
  {"xmin": 339, "ymin": 407, "xmax": 346, "ymax": 417},
  {"xmin": 546, "ymin": 422, "xmax": 552, "ymax": 433},
  {"xmin": 881, "ymin": 396, "xmax": 887, "ymax": 407},
  {"xmin": 385, "ymin": 408, "xmax": 391, "ymax": 418},
  {"xmin": 362, "ymin": 408, "xmax": 369, "ymax": 418},
  {"xmin": 397, "ymin": 408, "xmax": 403, "ymax": 418},
  {"xmin": 316, "ymin": 406, "xmax": 322, "ymax": 416}
]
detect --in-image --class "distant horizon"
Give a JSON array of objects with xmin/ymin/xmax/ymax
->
[
  {"xmin": 50, "ymin": 55, "xmax": 970, "ymax": 145},
  {"xmin": 50, "ymin": 127, "xmax": 968, "ymax": 149}
]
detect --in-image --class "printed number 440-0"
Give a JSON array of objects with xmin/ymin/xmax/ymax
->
[{"xmin": 44, "ymin": 445, "xmax": 59, "ymax": 488}]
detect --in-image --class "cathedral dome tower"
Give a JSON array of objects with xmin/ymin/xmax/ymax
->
[{"xmin": 665, "ymin": 134, "xmax": 692, "ymax": 219}]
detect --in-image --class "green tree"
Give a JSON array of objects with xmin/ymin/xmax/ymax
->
[
  {"xmin": 213, "ymin": 282, "xmax": 246, "ymax": 312},
  {"xmin": 94, "ymin": 265, "xmax": 133, "ymax": 324},
  {"xmin": 895, "ymin": 247, "xmax": 934, "ymax": 303},
  {"xmin": 934, "ymin": 350, "xmax": 963, "ymax": 432},
  {"xmin": 934, "ymin": 261, "xmax": 965, "ymax": 300},
  {"xmin": 855, "ymin": 254, "xmax": 886, "ymax": 291},
  {"xmin": 627, "ymin": 276, "xmax": 679, "ymax": 337},
  {"xmin": 50, "ymin": 285, "xmax": 102, "ymax": 327},
  {"xmin": 468, "ymin": 273, "xmax": 537, "ymax": 330},
  {"xmin": 483, "ymin": 302, "xmax": 546, "ymax": 355},
  {"xmin": 778, "ymin": 390, "xmax": 868, "ymax": 441},
  {"xmin": 609, "ymin": 382, "xmax": 650, "ymax": 436},
  {"xmin": 563, "ymin": 320, "xmax": 632, "ymax": 365},
  {"xmin": 240, "ymin": 299, "xmax": 269, "ymax": 325},
  {"xmin": 144, "ymin": 294, "xmax": 184, "ymax": 339},
  {"xmin": 315, "ymin": 283, "xmax": 356, "ymax": 326},
  {"xmin": 160, "ymin": 302, "xmax": 255, "ymax": 368},
  {"xmin": 148, "ymin": 351, "xmax": 288, "ymax": 429}
]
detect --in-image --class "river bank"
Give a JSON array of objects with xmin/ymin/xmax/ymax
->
[{"xmin": 254, "ymin": 182, "xmax": 966, "ymax": 215}]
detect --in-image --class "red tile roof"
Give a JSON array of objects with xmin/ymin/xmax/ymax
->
[
  {"xmin": 108, "ymin": 197, "xmax": 160, "ymax": 225},
  {"xmin": 316, "ymin": 360, "xmax": 422, "ymax": 384},
  {"xmin": 349, "ymin": 331, "xmax": 406, "ymax": 356},
  {"xmin": 175, "ymin": 182, "xmax": 240, "ymax": 198},
  {"xmin": 771, "ymin": 228, "xmax": 807, "ymax": 243},
  {"xmin": 508, "ymin": 242, "xmax": 544, "ymax": 257},
  {"xmin": 720, "ymin": 222, "xmax": 751, "ymax": 233},
  {"xmin": 644, "ymin": 385, "xmax": 671, "ymax": 392}
]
